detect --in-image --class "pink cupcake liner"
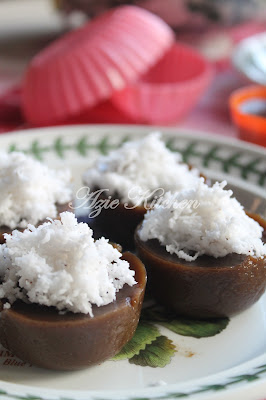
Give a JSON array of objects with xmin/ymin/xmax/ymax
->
[
  {"xmin": 111, "ymin": 42, "xmax": 213, "ymax": 124},
  {"xmin": 22, "ymin": 6, "xmax": 174, "ymax": 126}
]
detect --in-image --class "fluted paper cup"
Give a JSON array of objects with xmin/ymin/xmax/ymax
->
[
  {"xmin": 22, "ymin": 5, "xmax": 174, "ymax": 126},
  {"xmin": 112, "ymin": 42, "xmax": 213, "ymax": 124}
]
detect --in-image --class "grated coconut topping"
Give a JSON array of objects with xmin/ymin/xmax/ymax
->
[
  {"xmin": 83, "ymin": 132, "xmax": 201, "ymax": 205},
  {"xmin": 0, "ymin": 152, "xmax": 72, "ymax": 229},
  {"xmin": 0, "ymin": 212, "xmax": 136, "ymax": 315},
  {"xmin": 139, "ymin": 179, "xmax": 266, "ymax": 261}
]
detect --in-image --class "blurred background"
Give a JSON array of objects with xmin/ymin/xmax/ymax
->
[
  {"xmin": 0, "ymin": 0, "xmax": 266, "ymax": 144},
  {"xmin": 1, "ymin": 0, "xmax": 265, "ymax": 71}
]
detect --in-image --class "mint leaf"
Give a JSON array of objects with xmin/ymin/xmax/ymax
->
[
  {"xmin": 129, "ymin": 336, "xmax": 176, "ymax": 368},
  {"xmin": 113, "ymin": 322, "xmax": 160, "ymax": 360}
]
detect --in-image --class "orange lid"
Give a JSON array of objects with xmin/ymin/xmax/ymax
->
[{"xmin": 229, "ymin": 85, "xmax": 266, "ymax": 147}]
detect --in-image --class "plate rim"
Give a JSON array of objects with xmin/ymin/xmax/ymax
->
[{"xmin": 1, "ymin": 124, "xmax": 266, "ymax": 156}]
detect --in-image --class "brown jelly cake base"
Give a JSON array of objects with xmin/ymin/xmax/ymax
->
[
  {"xmin": 0, "ymin": 252, "xmax": 146, "ymax": 370},
  {"xmin": 135, "ymin": 213, "xmax": 266, "ymax": 319}
]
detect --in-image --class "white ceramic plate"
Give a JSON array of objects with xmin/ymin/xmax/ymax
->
[
  {"xmin": 0, "ymin": 125, "xmax": 265, "ymax": 400},
  {"xmin": 232, "ymin": 32, "xmax": 266, "ymax": 85}
]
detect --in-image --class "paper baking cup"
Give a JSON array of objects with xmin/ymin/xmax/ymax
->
[
  {"xmin": 112, "ymin": 42, "xmax": 213, "ymax": 124},
  {"xmin": 22, "ymin": 6, "xmax": 174, "ymax": 126}
]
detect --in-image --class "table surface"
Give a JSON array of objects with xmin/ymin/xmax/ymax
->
[{"xmin": 0, "ymin": 0, "xmax": 265, "ymax": 140}]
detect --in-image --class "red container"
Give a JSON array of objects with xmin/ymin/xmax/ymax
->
[
  {"xmin": 111, "ymin": 42, "xmax": 213, "ymax": 124},
  {"xmin": 229, "ymin": 85, "xmax": 266, "ymax": 147}
]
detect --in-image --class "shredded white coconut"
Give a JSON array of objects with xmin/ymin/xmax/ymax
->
[
  {"xmin": 139, "ymin": 179, "xmax": 266, "ymax": 261},
  {"xmin": 83, "ymin": 132, "xmax": 201, "ymax": 206},
  {"xmin": 0, "ymin": 152, "xmax": 72, "ymax": 229},
  {"xmin": 0, "ymin": 212, "xmax": 136, "ymax": 315}
]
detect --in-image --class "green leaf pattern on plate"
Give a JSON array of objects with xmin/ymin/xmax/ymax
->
[
  {"xmin": 166, "ymin": 139, "xmax": 266, "ymax": 186},
  {"xmin": 8, "ymin": 135, "xmax": 130, "ymax": 161},
  {"xmin": 141, "ymin": 304, "xmax": 229, "ymax": 338},
  {"xmin": 161, "ymin": 318, "xmax": 229, "ymax": 338},
  {"xmin": 112, "ymin": 323, "xmax": 161, "ymax": 360},
  {"xmin": 129, "ymin": 335, "xmax": 176, "ymax": 368},
  {"xmin": 115, "ymin": 304, "xmax": 228, "ymax": 367},
  {"xmin": 8, "ymin": 134, "xmax": 266, "ymax": 186},
  {"xmin": 0, "ymin": 365, "xmax": 266, "ymax": 400}
]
